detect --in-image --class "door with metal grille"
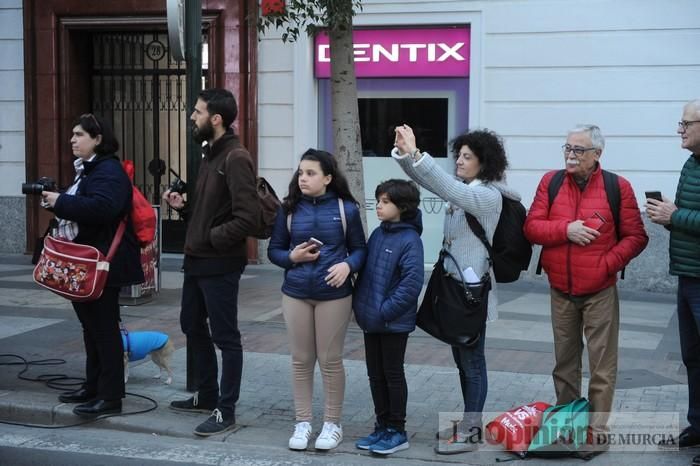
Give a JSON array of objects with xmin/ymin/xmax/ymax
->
[{"xmin": 90, "ymin": 31, "xmax": 208, "ymax": 252}]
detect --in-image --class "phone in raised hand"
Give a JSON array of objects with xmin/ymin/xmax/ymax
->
[{"xmin": 308, "ymin": 237, "xmax": 324, "ymax": 253}]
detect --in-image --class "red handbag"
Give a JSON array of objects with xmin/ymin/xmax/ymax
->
[{"xmin": 33, "ymin": 219, "xmax": 126, "ymax": 302}]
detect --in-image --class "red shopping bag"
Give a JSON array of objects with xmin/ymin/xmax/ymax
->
[{"xmin": 486, "ymin": 401, "xmax": 551, "ymax": 456}]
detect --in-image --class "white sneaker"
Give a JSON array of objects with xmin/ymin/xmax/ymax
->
[
  {"xmin": 288, "ymin": 421, "xmax": 313, "ymax": 450},
  {"xmin": 315, "ymin": 421, "xmax": 343, "ymax": 450}
]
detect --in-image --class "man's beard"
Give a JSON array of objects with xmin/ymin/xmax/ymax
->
[{"xmin": 192, "ymin": 119, "xmax": 214, "ymax": 144}]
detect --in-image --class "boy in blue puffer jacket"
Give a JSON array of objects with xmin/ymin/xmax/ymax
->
[{"xmin": 353, "ymin": 179, "xmax": 424, "ymax": 455}]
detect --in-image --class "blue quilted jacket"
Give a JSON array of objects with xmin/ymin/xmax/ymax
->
[
  {"xmin": 267, "ymin": 191, "xmax": 367, "ymax": 300},
  {"xmin": 353, "ymin": 211, "xmax": 424, "ymax": 333}
]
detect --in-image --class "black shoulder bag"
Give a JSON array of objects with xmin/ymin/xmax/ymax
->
[{"xmin": 416, "ymin": 249, "xmax": 491, "ymax": 347}]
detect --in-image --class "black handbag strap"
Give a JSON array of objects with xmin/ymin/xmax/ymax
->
[
  {"xmin": 464, "ymin": 211, "xmax": 494, "ymax": 269},
  {"xmin": 438, "ymin": 249, "xmax": 485, "ymax": 303}
]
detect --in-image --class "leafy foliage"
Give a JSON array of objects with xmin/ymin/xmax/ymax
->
[{"xmin": 257, "ymin": 0, "xmax": 363, "ymax": 42}]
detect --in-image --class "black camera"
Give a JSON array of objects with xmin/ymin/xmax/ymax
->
[
  {"xmin": 168, "ymin": 169, "xmax": 187, "ymax": 195},
  {"xmin": 22, "ymin": 177, "xmax": 58, "ymax": 195}
]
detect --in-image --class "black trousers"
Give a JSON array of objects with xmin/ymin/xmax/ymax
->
[
  {"xmin": 363, "ymin": 332, "xmax": 409, "ymax": 431},
  {"xmin": 73, "ymin": 286, "xmax": 124, "ymax": 401},
  {"xmin": 180, "ymin": 265, "xmax": 245, "ymax": 419}
]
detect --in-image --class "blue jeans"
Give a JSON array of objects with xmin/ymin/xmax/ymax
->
[
  {"xmin": 180, "ymin": 266, "xmax": 245, "ymax": 419},
  {"xmin": 678, "ymin": 276, "xmax": 700, "ymax": 431},
  {"xmin": 451, "ymin": 323, "xmax": 487, "ymax": 427}
]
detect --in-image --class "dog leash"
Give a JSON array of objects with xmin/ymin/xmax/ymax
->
[{"xmin": 119, "ymin": 322, "xmax": 131, "ymax": 356}]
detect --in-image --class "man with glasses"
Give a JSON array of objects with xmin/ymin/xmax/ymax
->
[
  {"xmin": 647, "ymin": 100, "xmax": 700, "ymax": 458},
  {"xmin": 524, "ymin": 125, "xmax": 648, "ymax": 451}
]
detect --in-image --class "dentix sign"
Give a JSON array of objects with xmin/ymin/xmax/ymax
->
[{"xmin": 314, "ymin": 26, "xmax": 470, "ymax": 78}]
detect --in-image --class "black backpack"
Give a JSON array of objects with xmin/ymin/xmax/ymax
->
[
  {"xmin": 536, "ymin": 169, "xmax": 624, "ymax": 278},
  {"xmin": 465, "ymin": 195, "xmax": 533, "ymax": 283}
]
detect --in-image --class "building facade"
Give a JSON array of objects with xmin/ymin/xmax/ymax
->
[
  {"xmin": 256, "ymin": 0, "xmax": 700, "ymax": 292},
  {"xmin": 3, "ymin": 0, "xmax": 699, "ymax": 292},
  {"xmin": 3, "ymin": 0, "xmax": 258, "ymax": 256}
]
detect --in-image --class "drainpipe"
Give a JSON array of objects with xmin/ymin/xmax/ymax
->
[{"xmin": 185, "ymin": 0, "xmax": 202, "ymax": 393}]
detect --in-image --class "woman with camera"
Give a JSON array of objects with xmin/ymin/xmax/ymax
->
[
  {"xmin": 267, "ymin": 149, "xmax": 367, "ymax": 451},
  {"xmin": 392, "ymin": 125, "xmax": 520, "ymax": 454},
  {"xmin": 40, "ymin": 114, "xmax": 143, "ymax": 417}
]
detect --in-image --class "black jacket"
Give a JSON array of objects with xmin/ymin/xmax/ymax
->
[{"xmin": 53, "ymin": 154, "xmax": 144, "ymax": 287}]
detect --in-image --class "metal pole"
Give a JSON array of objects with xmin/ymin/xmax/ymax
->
[{"xmin": 185, "ymin": 0, "xmax": 202, "ymax": 393}]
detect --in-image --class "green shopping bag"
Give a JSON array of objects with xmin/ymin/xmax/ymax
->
[{"xmin": 526, "ymin": 398, "xmax": 591, "ymax": 458}]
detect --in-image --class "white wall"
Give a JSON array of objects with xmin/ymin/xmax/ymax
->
[
  {"xmin": 257, "ymin": 27, "xmax": 316, "ymax": 198},
  {"xmin": 0, "ymin": 0, "xmax": 24, "ymax": 197},
  {"xmin": 257, "ymin": 0, "xmax": 700, "ymax": 207}
]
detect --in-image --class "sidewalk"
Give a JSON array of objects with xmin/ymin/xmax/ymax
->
[{"xmin": 0, "ymin": 253, "xmax": 695, "ymax": 465}]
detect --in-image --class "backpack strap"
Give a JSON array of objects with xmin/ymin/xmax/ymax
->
[
  {"xmin": 547, "ymin": 169, "xmax": 567, "ymax": 207},
  {"xmin": 464, "ymin": 211, "xmax": 494, "ymax": 269},
  {"xmin": 286, "ymin": 197, "xmax": 347, "ymax": 238},
  {"xmin": 601, "ymin": 169, "xmax": 623, "ymax": 278},
  {"xmin": 601, "ymin": 170, "xmax": 621, "ymax": 238},
  {"xmin": 337, "ymin": 197, "xmax": 347, "ymax": 237},
  {"xmin": 536, "ymin": 170, "xmax": 567, "ymax": 274}
]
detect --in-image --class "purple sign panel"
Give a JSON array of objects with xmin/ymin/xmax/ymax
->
[{"xmin": 314, "ymin": 27, "xmax": 470, "ymax": 78}]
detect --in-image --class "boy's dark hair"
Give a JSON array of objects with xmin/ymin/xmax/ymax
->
[
  {"xmin": 450, "ymin": 129, "xmax": 508, "ymax": 182},
  {"xmin": 375, "ymin": 179, "xmax": 420, "ymax": 220},
  {"xmin": 198, "ymin": 88, "xmax": 238, "ymax": 128},
  {"xmin": 73, "ymin": 113, "xmax": 119, "ymax": 156}
]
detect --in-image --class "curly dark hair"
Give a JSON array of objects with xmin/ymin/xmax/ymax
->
[
  {"xmin": 375, "ymin": 179, "xmax": 420, "ymax": 220},
  {"xmin": 450, "ymin": 129, "xmax": 508, "ymax": 182},
  {"xmin": 282, "ymin": 148, "xmax": 359, "ymax": 213}
]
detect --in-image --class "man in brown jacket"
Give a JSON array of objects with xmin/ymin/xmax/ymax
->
[{"xmin": 163, "ymin": 88, "xmax": 259, "ymax": 436}]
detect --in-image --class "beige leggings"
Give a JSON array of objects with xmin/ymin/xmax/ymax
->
[{"xmin": 282, "ymin": 294, "xmax": 352, "ymax": 423}]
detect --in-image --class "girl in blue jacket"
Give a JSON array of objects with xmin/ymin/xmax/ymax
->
[
  {"xmin": 353, "ymin": 179, "xmax": 424, "ymax": 455},
  {"xmin": 268, "ymin": 149, "xmax": 367, "ymax": 451}
]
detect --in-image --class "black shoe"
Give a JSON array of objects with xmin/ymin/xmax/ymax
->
[
  {"xmin": 193, "ymin": 409, "xmax": 236, "ymax": 437},
  {"xmin": 58, "ymin": 388, "xmax": 95, "ymax": 404},
  {"xmin": 692, "ymin": 453, "xmax": 700, "ymax": 465},
  {"xmin": 658, "ymin": 426, "xmax": 700, "ymax": 449},
  {"xmin": 73, "ymin": 399, "xmax": 122, "ymax": 417},
  {"xmin": 170, "ymin": 393, "xmax": 217, "ymax": 414}
]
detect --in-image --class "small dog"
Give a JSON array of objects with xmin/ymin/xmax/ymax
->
[{"xmin": 121, "ymin": 330, "xmax": 174, "ymax": 385}]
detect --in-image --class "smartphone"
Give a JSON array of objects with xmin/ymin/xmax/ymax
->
[
  {"xmin": 583, "ymin": 212, "xmax": 607, "ymax": 231},
  {"xmin": 645, "ymin": 191, "xmax": 663, "ymax": 202},
  {"xmin": 308, "ymin": 237, "xmax": 324, "ymax": 253}
]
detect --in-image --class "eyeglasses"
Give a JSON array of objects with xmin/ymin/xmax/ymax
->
[
  {"xmin": 80, "ymin": 113, "xmax": 101, "ymax": 131},
  {"xmin": 562, "ymin": 144, "xmax": 596, "ymax": 157},
  {"xmin": 678, "ymin": 120, "xmax": 700, "ymax": 131}
]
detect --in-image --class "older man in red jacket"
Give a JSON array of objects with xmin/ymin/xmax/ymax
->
[{"xmin": 524, "ymin": 124, "xmax": 648, "ymax": 445}]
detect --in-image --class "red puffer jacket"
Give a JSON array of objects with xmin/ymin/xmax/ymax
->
[{"xmin": 524, "ymin": 166, "xmax": 648, "ymax": 296}]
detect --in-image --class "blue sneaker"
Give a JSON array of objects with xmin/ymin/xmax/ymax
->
[
  {"xmin": 355, "ymin": 424, "xmax": 386, "ymax": 450},
  {"xmin": 369, "ymin": 428, "xmax": 409, "ymax": 455}
]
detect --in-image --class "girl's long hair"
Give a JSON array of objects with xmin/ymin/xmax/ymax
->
[{"xmin": 282, "ymin": 148, "xmax": 358, "ymax": 213}]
